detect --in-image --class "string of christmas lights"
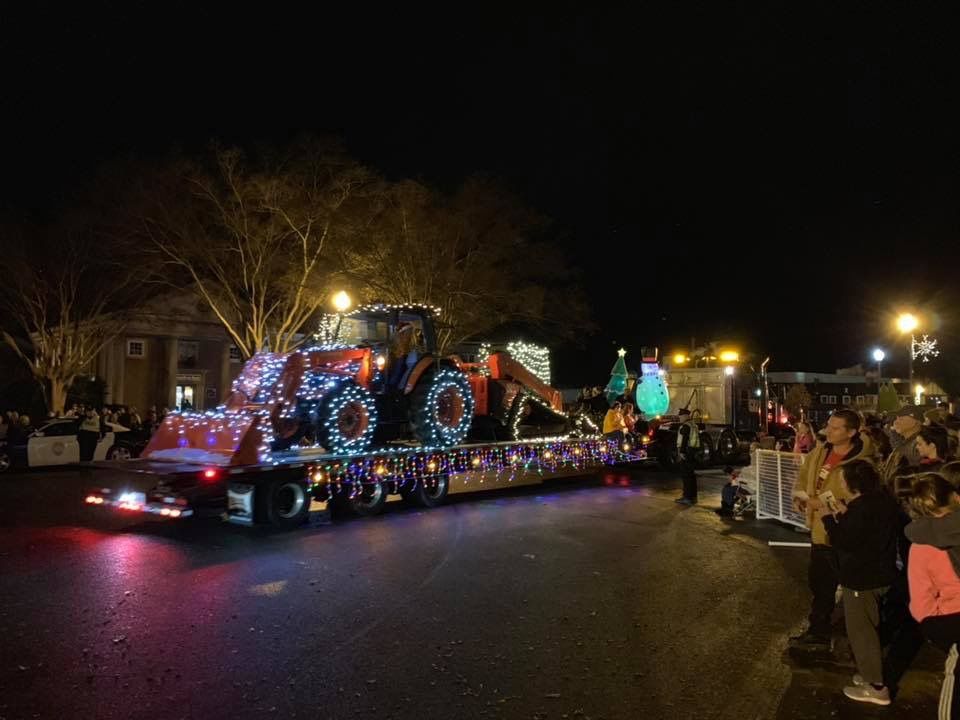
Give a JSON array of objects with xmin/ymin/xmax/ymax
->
[
  {"xmin": 308, "ymin": 437, "xmax": 645, "ymax": 499},
  {"xmin": 506, "ymin": 341, "xmax": 551, "ymax": 385}
]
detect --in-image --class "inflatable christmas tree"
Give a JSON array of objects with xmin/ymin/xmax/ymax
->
[
  {"xmin": 877, "ymin": 382, "xmax": 901, "ymax": 414},
  {"xmin": 605, "ymin": 348, "xmax": 629, "ymax": 403},
  {"xmin": 634, "ymin": 348, "xmax": 670, "ymax": 417}
]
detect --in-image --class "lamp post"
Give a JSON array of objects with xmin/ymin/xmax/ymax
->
[
  {"xmin": 872, "ymin": 348, "xmax": 885, "ymax": 381},
  {"xmin": 331, "ymin": 290, "xmax": 352, "ymax": 340},
  {"xmin": 896, "ymin": 313, "xmax": 919, "ymax": 401}
]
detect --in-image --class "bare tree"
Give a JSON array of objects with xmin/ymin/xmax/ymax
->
[
  {"xmin": 783, "ymin": 384, "xmax": 813, "ymax": 418},
  {"xmin": 341, "ymin": 177, "xmax": 591, "ymax": 353},
  {"xmin": 0, "ymin": 225, "xmax": 134, "ymax": 415},
  {"xmin": 129, "ymin": 138, "xmax": 376, "ymax": 358}
]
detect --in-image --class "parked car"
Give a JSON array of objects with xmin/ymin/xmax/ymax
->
[{"xmin": 0, "ymin": 418, "xmax": 147, "ymax": 473}]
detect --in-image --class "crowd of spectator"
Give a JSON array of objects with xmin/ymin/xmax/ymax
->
[
  {"xmin": 790, "ymin": 404, "xmax": 960, "ymax": 713},
  {"xmin": 0, "ymin": 403, "xmax": 171, "ymax": 447}
]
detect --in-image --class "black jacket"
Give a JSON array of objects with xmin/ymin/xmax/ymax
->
[{"xmin": 821, "ymin": 491, "xmax": 901, "ymax": 591}]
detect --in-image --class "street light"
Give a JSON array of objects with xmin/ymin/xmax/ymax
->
[
  {"xmin": 896, "ymin": 313, "xmax": 918, "ymax": 334},
  {"xmin": 331, "ymin": 290, "xmax": 352, "ymax": 313},
  {"xmin": 872, "ymin": 348, "xmax": 885, "ymax": 381},
  {"xmin": 330, "ymin": 291, "xmax": 352, "ymax": 341},
  {"xmin": 896, "ymin": 313, "xmax": 919, "ymax": 398}
]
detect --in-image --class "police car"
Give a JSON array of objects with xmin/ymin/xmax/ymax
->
[{"xmin": 0, "ymin": 418, "xmax": 143, "ymax": 473}]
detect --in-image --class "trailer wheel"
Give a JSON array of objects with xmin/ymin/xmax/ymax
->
[
  {"xmin": 400, "ymin": 474, "xmax": 450, "ymax": 508},
  {"xmin": 257, "ymin": 478, "xmax": 311, "ymax": 530},
  {"xmin": 349, "ymin": 481, "xmax": 388, "ymax": 517},
  {"xmin": 409, "ymin": 368, "xmax": 474, "ymax": 447}
]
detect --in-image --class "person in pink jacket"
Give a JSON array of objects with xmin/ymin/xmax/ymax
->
[
  {"xmin": 906, "ymin": 475, "xmax": 960, "ymax": 718},
  {"xmin": 792, "ymin": 421, "xmax": 816, "ymax": 454}
]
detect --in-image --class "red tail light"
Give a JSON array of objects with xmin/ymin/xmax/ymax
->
[{"xmin": 201, "ymin": 468, "xmax": 221, "ymax": 482}]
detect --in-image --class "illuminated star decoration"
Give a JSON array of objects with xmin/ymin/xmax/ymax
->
[
  {"xmin": 912, "ymin": 334, "xmax": 940, "ymax": 363},
  {"xmin": 617, "ymin": 347, "xmax": 627, "ymax": 357}
]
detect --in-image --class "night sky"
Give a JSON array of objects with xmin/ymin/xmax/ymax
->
[{"xmin": 3, "ymin": 4, "xmax": 959, "ymax": 387}]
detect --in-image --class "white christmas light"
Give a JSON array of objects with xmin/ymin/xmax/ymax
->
[
  {"xmin": 506, "ymin": 341, "xmax": 551, "ymax": 385},
  {"xmin": 912, "ymin": 334, "xmax": 940, "ymax": 363}
]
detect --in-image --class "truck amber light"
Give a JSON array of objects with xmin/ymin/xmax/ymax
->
[
  {"xmin": 85, "ymin": 495, "xmax": 96, "ymax": 504},
  {"xmin": 169, "ymin": 509, "xmax": 182, "ymax": 518},
  {"xmin": 375, "ymin": 354, "xmax": 386, "ymax": 370}
]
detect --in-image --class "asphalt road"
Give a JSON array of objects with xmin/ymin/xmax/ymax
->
[{"xmin": 0, "ymin": 464, "xmax": 946, "ymax": 720}]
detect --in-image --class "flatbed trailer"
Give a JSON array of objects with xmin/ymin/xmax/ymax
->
[{"xmin": 85, "ymin": 436, "xmax": 646, "ymax": 531}]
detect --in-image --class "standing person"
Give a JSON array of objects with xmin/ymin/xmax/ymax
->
[
  {"xmin": 882, "ymin": 406, "xmax": 926, "ymax": 489},
  {"xmin": 675, "ymin": 408, "xmax": 700, "ymax": 505},
  {"xmin": 793, "ymin": 420, "xmax": 817, "ymax": 454},
  {"xmin": 915, "ymin": 426, "xmax": 950, "ymax": 474},
  {"xmin": 78, "ymin": 407, "xmax": 101, "ymax": 462},
  {"xmin": 819, "ymin": 460, "xmax": 900, "ymax": 706},
  {"xmin": 904, "ymin": 475, "xmax": 960, "ymax": 718},
  {"xmin": 791, "ymin": 409, "xmax": 876, "ymax": 648}
]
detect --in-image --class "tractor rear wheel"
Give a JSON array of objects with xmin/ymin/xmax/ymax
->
[{"xmin": 408, "ymin": 368, "xmax": 475, "ymax": 447}]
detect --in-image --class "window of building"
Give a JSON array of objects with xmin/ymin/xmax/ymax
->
[
  {"xmin": 820, "ymin": 395, "xmax": 829, "ymax": 404},
  {"xmin": 178, "ymin": 341, "xmax": 200, "ymax": 368},
  {"xmin": 827, "ymin": 395, "xmax": 837, "ymax": 405},
  {"xmin": 126, "ymin": 338, "xmax": 146, "ymax": 358},
  {"xmin": 842, "ymin": 395, "xmax": 851, "ymax": 406},
  {"xmin": 229, "ymin": 345, "xmax": 242, "ymax": 363}
]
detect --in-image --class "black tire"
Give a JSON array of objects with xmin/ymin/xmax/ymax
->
[
  {"xmin": 716, "ymin": 430, "xmax": 739, "ymax": 462},
  {"xmin": 409, "ymin": 367, "xmax": 475, "ymax": 447},
  {"xmin": 400, "ymin": 473, "xmax": 450, "ymax": 508},
  {"xmin": 106, "ymin": 445, "xmax": 133, "ymax": 461},
  {"xmin": 255, "ymin": 477, "xmax": 312, "ymax": 530},
  {"xmin": 696, "ymin": 434, "xmax": 714, "ymax": 468},
  {"xmin": 348, "ymin": 481, "xmax": 388, "ymax": 517},
  {"xmin": 316, "ymin": 381, "xmax": 378, "ymax": 454}
]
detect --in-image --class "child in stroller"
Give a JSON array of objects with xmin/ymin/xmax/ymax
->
[{"xmin": 716, "ymin": 465, "xmax": 756, "ymax": 518}]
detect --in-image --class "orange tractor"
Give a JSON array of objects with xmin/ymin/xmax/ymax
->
[{"xmin": 144, "ymin": 304, "xmax": 572, "ymax": 464}]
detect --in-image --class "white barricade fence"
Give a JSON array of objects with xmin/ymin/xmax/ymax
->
[{"xmin": 753, "ymin": 449, "xmax": 808, "ymax": 529}]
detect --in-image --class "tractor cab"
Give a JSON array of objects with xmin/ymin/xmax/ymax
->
[{"xmin": 334, "ymin": 305, "xmax": 440, "ymax": 393}]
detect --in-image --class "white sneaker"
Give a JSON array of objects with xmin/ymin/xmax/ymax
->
[
  {"xmin": 843, "ymin": 684, "xmax": 891, "ymax": 706},
  {"xmin": 851, "ymin": 674, "xmax": 865, "ymax": 687}
]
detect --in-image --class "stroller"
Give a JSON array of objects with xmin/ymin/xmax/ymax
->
[{"xmin": 717, "ymin": 465, "xmax": 756, "ymax": 518}]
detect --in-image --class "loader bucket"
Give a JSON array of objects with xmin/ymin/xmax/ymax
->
[{"xmin": 141, "ymin": 412, "xmax": 263, "ymax": 466}]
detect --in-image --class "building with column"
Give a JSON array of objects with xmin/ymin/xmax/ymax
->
[{"xmin": 93, "ymin": 292, "xmax": 241, "ymax": 413}]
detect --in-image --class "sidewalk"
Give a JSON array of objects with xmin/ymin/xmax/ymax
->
[{"xmin": 637, "ymin": 465, "xmax": 947, "ymax": 719}]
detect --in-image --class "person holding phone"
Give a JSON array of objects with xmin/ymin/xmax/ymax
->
[{"xmin": 791, "ymin": 409, "xmax": 878, "ymax": 650}]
